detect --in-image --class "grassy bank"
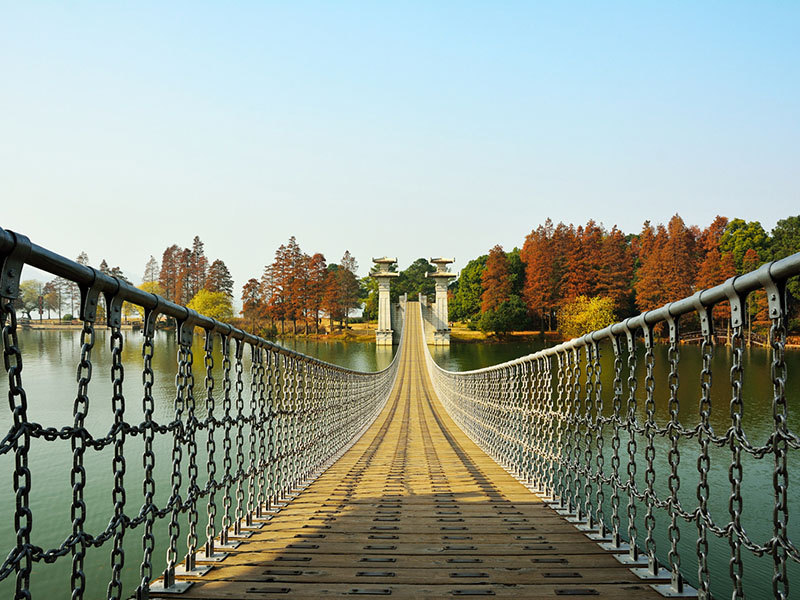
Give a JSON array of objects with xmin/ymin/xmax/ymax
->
[
  {"xmin": 276, "ymin": 321, "xmax": 377, "ymax": 343},
  {"xmin": 449, "ymin": 323, "xmax": 563, "ymax": 344}
]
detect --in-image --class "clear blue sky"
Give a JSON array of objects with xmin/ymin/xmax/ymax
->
[{"xmin": 2, "ymin": 1, "xmax": 798, "ymax": 287}]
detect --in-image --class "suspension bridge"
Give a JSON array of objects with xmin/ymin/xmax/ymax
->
[{"xmin": 1, "ymin": 227, "xmax": 799, "ymax": 599}]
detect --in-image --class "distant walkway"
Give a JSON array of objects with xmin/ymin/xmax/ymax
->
[{"xmin": 152, "ymin": 303, "xmax": 663, "ymax": 598}]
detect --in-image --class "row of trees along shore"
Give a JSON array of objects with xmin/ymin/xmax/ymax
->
[
  {"xmin": 18, "ymin": 233, "xmax": 362, "ymax": 338},
  {"xmin": 20, "ymin": 236, "xmax": 236, "ymax": 323},
  {"xmin": 241, "ymin": 236, "xmax": 360, "ymax": 335},
  {"xmin": 16, "ymin": 252, "xmax": 133, "ymax": 321},
  {"xmin": 450, "ymin": 214, "xmax": 800, "ymax": 339},
  {"xmin": 17, "ymin": 215, "xmax": 799, "ymax": 342}
]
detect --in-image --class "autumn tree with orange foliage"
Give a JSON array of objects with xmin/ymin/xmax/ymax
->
[
  {"xmin": 481, "ymin": 245, "xmax": 512, "ymax": 312},
  {"xmin": 521, "ymin": 219, "xmax": 633, "ymax": 330},
  {"xmin": 661, "ymin": 214, "xmax": 697, "ymax": 300},
  {"xmin": 634, "ymin": 216, "xmax": 698, "ymax": 312},
  {"xmin": 521, "ymin": 220, "xmax": 556, "ymax": 331},
  {"xmin": 466, "ymin": 213, "xmax": 799, "ymax": 336},
  {"xmin": 562, "ymin": 221, "xmax": 603, "ymax": 300},
  {"xmin": 242, "ymin": 238, "xmax": 361, "ymax": 336},
  {"xmin": 158, "ymin": 237, "xmax": 231, "ymax": 306},
  {"xmin": 695, "ymin": 216, "xmax": 737, "ymax": 331},
  {"xmin": 597, "ymin": 226, "xmax": 633, "ymax": 310}
]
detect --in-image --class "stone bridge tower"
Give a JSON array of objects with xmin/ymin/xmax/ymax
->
[
  {"xmin": 371, "ymin": 257, "xmax": 399, "ymax": 345},
  {"xmin": 426, "ymin": 257, "xmax": 456, "ymax": 345}
]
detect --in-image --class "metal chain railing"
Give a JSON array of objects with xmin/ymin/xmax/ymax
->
[
  {"xmin": 0, "ymin": 227, "xmax": 401, "ymax": 598},
  {"xmin": 425, "ymin": 251, "xmax": 800, "ymax": 599}
]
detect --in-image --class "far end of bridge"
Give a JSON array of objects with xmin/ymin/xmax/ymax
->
[{"xmin": 372, "ymin": 256, "xmax": 457, "ymax": 347}]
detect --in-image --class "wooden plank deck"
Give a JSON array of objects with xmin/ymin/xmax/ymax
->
[{"xmin": 151, "ymin": 303, "xmax": 665, "ymax": 598}]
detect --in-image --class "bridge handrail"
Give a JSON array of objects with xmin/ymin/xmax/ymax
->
[
  {"xmin": 0, "ymin": 226, "xmax": 403, "ymax": 599},
  {"xmin": 424, "ymin": 251, "xmax": 800, "ymax": 599}
]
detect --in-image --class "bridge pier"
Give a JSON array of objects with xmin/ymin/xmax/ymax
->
[{"xmin": 371, "ymin": 257, "xmax": 399, "ymax": 345}]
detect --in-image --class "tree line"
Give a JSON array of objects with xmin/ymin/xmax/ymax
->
[
  {"xmin": 240, "ymin": 236, "xmax": 360, "ymax": 336},
  {"xmin": 16, "ymin": 252, "xmax": 133, "ymax": 321},
  {"xmin": 154, "ymin": 236, "xmax": 235, "ymax": 321},
  {"xmin": 19, "ymin": 236, "xmax": 236, "ymax": 323},
  {"xmin": 450, "ymin": 214, "xmax": 800, "ymax": 337}
]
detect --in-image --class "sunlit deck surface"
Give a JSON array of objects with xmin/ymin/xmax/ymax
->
[{"xmin": 152, "ymin": 306, "xmax": 663, "ymax": 598}]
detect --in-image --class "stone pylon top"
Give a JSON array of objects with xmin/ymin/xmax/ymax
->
[
  {"xmin": 371, "ymin": 257, "xmax": 399, "ymax": 277},
  {"xmin": 428, "ymin": 257, "xmax": 456, "ymax": 278}
]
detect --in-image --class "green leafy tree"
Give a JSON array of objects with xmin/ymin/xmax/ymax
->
[
  {"xmin": 557, "ymin": 295, "xmax": 616, "ymax": 340},
  {"xmin": 15, "ymin": 280, "xmax": 42, "ymax": 319},
  {"xmin": 771, "ymin": 215, "xmax": 800, "ymax": 261},
  {"xmin": 506, "ymin": 248, "xmax": 525, "ymax": 296},
  {"xmin": 393, "ymin": 258, "xmax": 435, "ymax": 301},
  {"xmin": 187, "ymin": 289, "xmax": 234, "ymax": 321},
  {"xmin": 449, "ymin": 255, "xmax": 487, "ymax": 323},
  {"xmin": 720, "ymin": 219, "xmax": 769, "ymax": 273},
  {"xmin": 42, "ymin": 281, "xmax": 60, "ymax": 318},
  {"xmin": 770, "ymin": 215, "xmax": 800, "ymax": 307},
  {"xmin": 479, "ymin": 295, "xmax": 529, "ymax": 334},
  {"xmin": 361, "ymin": 273, "xmax": 379, "ymax": 321}
]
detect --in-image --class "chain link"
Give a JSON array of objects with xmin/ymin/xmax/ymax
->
[
  {"xmin": 666, "ymin": 317, "xmax": 683, "ymax": 593},
  {"xmin": 107, "ymin": 326, "xmax": 127, "ymax": 600},
  {"xmin": 136, "ymin": 319, "xmax": 156, "ymax": 599},
  {"xmin": 3, "ymin": 299, "xmax": 32, "ymax": 599},
  {"xmin": 71, "ymin": 320, "xmax": 94, "ymax": 599},
  {"xmin": 642, "ymin": 325, "xmax": 659, "ymax": 576},
  {"xmin": 204, "ymin": 331, "xmax": 218, "ymax": 557},
  {"xmin": 184, "ymin": 343, "xmax": 199, "ymax": 572},
  {"xmin": 696, "ymin": 334, "xmax": 713, "ymax": 597},
  {"xmin": 770, "ymin": 313, "xmax": 788, "ymax": 600}
]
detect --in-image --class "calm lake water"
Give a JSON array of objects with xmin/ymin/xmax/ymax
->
[{"xmin": 0, "ymin": 329, "xmax": 797, "ymax": 599}]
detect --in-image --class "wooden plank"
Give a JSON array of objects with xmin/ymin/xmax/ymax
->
[
  {"xmin": 193, "ymin": 565, "xmax": 650, "ymax": 585},
  {"xmin": 151, "ymin": 580, "xmax": 665, "ymax": 599}
]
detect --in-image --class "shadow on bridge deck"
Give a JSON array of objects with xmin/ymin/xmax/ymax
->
[{"xmin": 150, "ymin": 304, "xmax": 664, "ymax": 598}]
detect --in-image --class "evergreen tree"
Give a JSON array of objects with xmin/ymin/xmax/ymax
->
[
  {"xmin": 143, "ymin": 255, "xmax": 160, "ymax": 284},
  {"xmin": 241, "ymin": 278, "xmax": 264, "ymax": 331},
  {"xmin": 207, "ymin": 259, "xmax": 234, "ymax": 298},
  {"xmin": 159, "ymin": 245, "xmax": 180, "ymax": 303},
  {"xmin": 188, "ymin": 236, "xmax": 208, "ymax": 298}
]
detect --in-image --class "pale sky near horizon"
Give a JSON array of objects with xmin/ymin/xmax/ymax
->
[{"xmin": 2, "ymin": 2, "xmax": 798, "ymax": 288}]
